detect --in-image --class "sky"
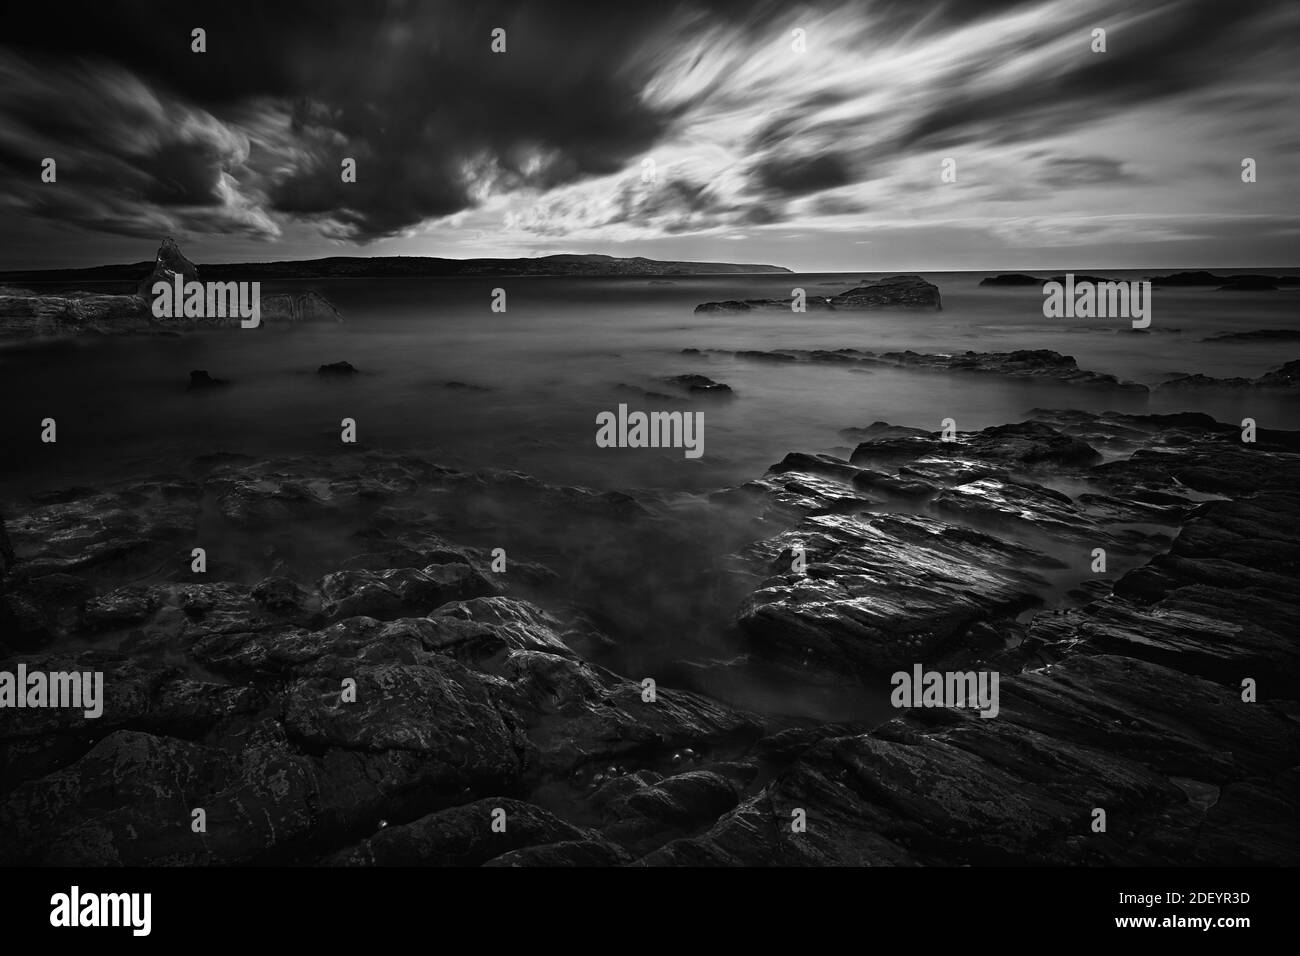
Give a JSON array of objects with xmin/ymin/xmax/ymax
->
[{"xmin": 1, "ymin": 0, "xmax": 1297, "ymax": 272}]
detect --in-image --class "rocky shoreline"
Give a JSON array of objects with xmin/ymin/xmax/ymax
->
[
  {"xmin": 1, "ymin": 408, "xmax": 1295, "ymax": 866},
  {"xmin": 0, "ymin": 239, "xmax": 341, "ymax": 337},
  {"xmin": 686, "ymin": 346, "xmax": 1152, "ymax": 390}
]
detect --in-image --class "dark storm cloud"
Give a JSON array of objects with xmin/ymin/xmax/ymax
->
[
  {"xmin": 0, "ymin": 0, "xmax": 1295, "ymax": 251},
  {"xmin": 3, "ymin": 0, "xmax": 791, "ymax": 243},
  {"xmin": 0, "ymin": 51, "xmax": 271, "ymax": 240},
  {"xmin": 752, "ymin": 154, "xmax": 855, "ymax": 197}
]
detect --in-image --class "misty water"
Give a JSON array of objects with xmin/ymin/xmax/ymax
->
[
  {"xmin": 2, "ymin": 271, "xmax": 1297, "ymax": 721},
  {"xmin": 2, "ymin": 271, "xmax": 1297, "ymax": 496}
]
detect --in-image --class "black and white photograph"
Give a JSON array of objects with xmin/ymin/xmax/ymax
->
[{"xmin": 0, "ymin": 0, "xmax": 1295, "ymax": 937}]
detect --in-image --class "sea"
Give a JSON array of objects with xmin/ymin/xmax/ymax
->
[{"xmin": 1, "ymin": 270, "xmax": 1297, "ymax": 498}]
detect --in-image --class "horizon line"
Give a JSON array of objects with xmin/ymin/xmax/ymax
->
[{"xmin": 3, "ymin": 252, "xmax": 1300, "ymax": 278}]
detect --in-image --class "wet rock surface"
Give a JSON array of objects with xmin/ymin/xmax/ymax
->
[{"xmin": 1, "ymin": 410, "xmax": 1296, "ymax": 865}]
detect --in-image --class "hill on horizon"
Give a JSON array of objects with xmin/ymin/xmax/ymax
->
[{"xmin": 0, "ymin": 247, "xmax": 793, "ymax": 284}]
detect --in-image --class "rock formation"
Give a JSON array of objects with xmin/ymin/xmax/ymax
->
[
  {"xmin": 136, "ymin": 236, "xmax": 198, "ymax": 298},
  {"xmin": 694, "ymin": 275, "xmax": 941, "ymax": 313},
  {"xmin": 0, "ymin": 239, "xmax": 342, "ymax": 336},
  {"xmin": 0, "ymin": 411, "xmax": 1295, "ymax": 865}
]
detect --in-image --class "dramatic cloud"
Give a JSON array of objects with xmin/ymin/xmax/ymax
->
[
  {"xmin": 0, "ymin": 0, "xmax": 1296, "ymax": 268},
  {"xmin": 0, "ymin": 51, "xmax": 277, "ymax": 240}
]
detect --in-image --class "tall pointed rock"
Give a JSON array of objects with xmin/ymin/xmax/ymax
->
[{"xmin": 136, "ymin": 236, "xmax": 198, "ymax": 298}]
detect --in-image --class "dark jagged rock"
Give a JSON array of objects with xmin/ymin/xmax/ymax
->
[
  {"xmin": 949, "ymin": 421, "xmax": 1102, "ymax": 466},
  {"xmin": 694, "ymin": 299, "xmax": 756, "ymax": 314},
  {"xmin": 0, "ymin": 594, "xmax": 763, "ymax": 865},
  {"xmin": 1161, "ymin": 358, "xmax": 1300, "ymax": 390},
  {"xmin": 840, "ymin": 421, "xmax": 933, "ymax": 444},
  {"xmin": 188, "ymin": 369, "xmax": 229, "ymax": 390},
  {"xmin": 0, "ymin": 450, "xmax": 767, "ymax": 865},
  {"xmin": 325, "ymin": 798, "xmax": 624, "ymax": 866},
  {"xmin": 646, "ymin": 650, "xmax": 1296, "ymax": 865},
  {"xmin": 600, "ymin": 770, "xmax": 743, "ymax": 855},
  {"xmin": 876, "ymin": 349, "xmax": 1146, "ymax": 390},
  {"xmin": 828, "ymin": 275, "xmax": 941, "ymax": 310},
  {"xmin": 661, "ymin": 374, "xmax": 733, "ymax": 396},
  {"xmin": 694, "ymin": 275, "xmax": 940, "ymax": 313},
  {"xmin": 317, "ymin": 564, "xmax": 499, "ymax": 621},
  {"xmin": 645, "ymin": 414, "xmax": 1299, "ymax": 866},
  {"xmin": 136, "ymin": 236, "xmax": 198, "ymax": 298},
  {"xmin": 2, "ymin": 413, "xmax": 1296, "ymax": 867},
  {"xmin": 733, "ymin": 512, "xmax": 1047, "ymax": 676}
]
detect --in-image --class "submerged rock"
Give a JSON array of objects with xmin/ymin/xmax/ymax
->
[
  {"xmin": 714, "ymin": 346, "xmax": 1144, "ymax": 390},
  {"xmin": 661, "ymin": 374, "xmax": 734, "ymax": 396},
  {"xmin": 188, "ymin": 369, "xmax": 229, "ymax": 390},
  {"xmin": 261, "ymin": 290, "xmax": 342, "ymax": 325}
]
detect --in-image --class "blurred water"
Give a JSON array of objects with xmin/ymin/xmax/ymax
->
[{"xmin": 2, "ymin": 271, "xmax": 1297, "ymax": 498}]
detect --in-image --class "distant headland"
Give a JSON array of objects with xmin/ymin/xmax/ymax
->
[{"xmin": 0, "ymin": 248, "xmax": 792, "ymax": 284}]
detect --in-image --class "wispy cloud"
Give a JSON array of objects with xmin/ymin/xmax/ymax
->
[{"xmin": 0, "ymin": 0, "xmax": 1296, "ymax": 268}]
